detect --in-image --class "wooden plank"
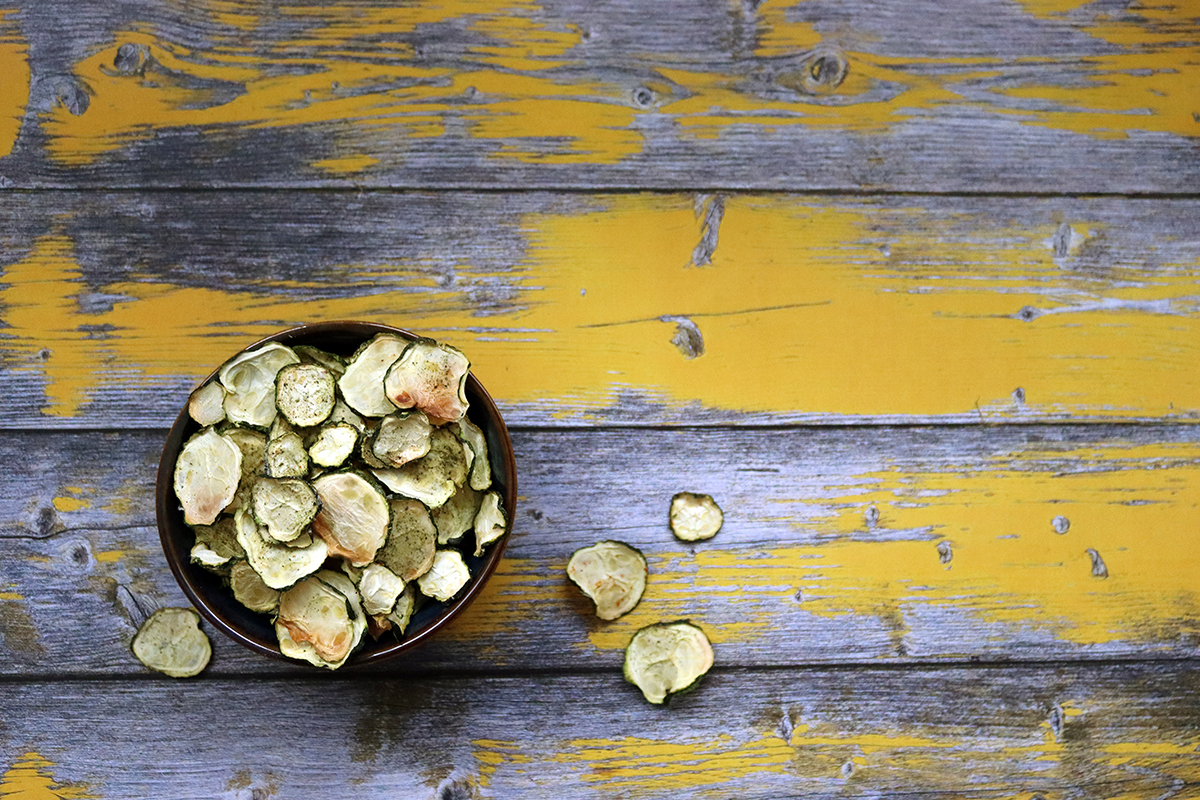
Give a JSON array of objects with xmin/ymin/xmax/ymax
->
[
  {"xmin": 4, "ymin": 663, "xmax": 1200, "ymax": 798},
  {"xmin": 3, "ymin": 425, "xmax": 1199, "ymax": 677},
  {"xmin": 2, "ymin": 192, "xmax": 1199, "ymax": 428},
  {"xmin": 0, "ymin": 0, "xmax": 1197, "ymax": 191}
]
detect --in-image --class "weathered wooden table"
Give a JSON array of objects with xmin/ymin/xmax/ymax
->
[{"xmin": 2, "ymin": 1, "xmax": 1199, "ymax": 797}]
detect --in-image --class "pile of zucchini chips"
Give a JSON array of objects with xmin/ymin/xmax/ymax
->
[{"xmin": 171, "ymin": 334, "xmax": 507, "ymax": 670}]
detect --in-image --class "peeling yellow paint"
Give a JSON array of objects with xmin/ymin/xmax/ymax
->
[
  {"xmin": 94, "ymin": 550, "xmax": 125, "ymax": 564},
  {"xmin": 310, "ymin": 154, "xmax": 379, "ymax": 174},
  {"xmin": 551, "ymin": 735, "xmax": 793, "ymax": 789},
  {"xmin": 0, "ymin": 591, "xmax": 21, "ymax": 600},
  {"xmin": 52, "ymin": 493, "xmax": 90, "ymax": 513},
  {"xmin": 0, "ymin": 9, "xmax": 28, "ymax": 160},
  {"xmin": 472, "ymin": 739, "xmax": 530, "ymax": 789},
  {"xmin": 0, "ymin": 753, "xmax": 93, "ymax": 800}
]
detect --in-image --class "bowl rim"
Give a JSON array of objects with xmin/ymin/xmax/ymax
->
[{"xmin": 155, "ymin": 320, "xmax": 517, "ymax": 667}]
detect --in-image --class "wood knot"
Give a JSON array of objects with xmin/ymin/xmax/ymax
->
[
  {"xmin": 662, "ymin": 316, "xmax": 704, "ymax": 359},
  {"xmin": 936, "ymin": 541, "xmax": 953, "ymax": 564},
  {"xmin": 631, "ymin": 85, "xmax": 655, "ymax": 108},
  {"xmin": 112, "ymin": 43, "xmax": 151, "ymax": 76},
  {"xmin": 1052, "ymin": 515, "xmax": 1070, "ymax": 535},
  {"xmin": 864, "ymin": 505, "xmax": 880, "ymax": 528},
  {"xmin": 1048, "ymin": 704, "xmax": 1064, "ymax": 741},
  {"xmin": 51, "ymin": 77, "xmax": 91, "ymax": 116},
  {"xmin": 1086, "ymin": 548, "xmax": 1108, "ymax": 578},
  {"xmin": 840, "ymin": 760, "xmax": 856, "ymax": 779},
  {"xmin": 800, "ymin": 49, "xmax": 848, "ymax": 93},
  {"xmin": 1012, "ymin": 387, "xmax": 1026, "ymax": 405}
]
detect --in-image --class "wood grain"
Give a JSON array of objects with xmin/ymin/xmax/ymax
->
[
  {"xmin": 1, "ymin": 192, "xmax": 1198, "ymax": 428},
  {"xmin": 0, "ymin": 0, "xmax": 1196, "ymax": 191},
  {"xmin": 4, "ymin": 663, "xmax": 1200, "ymax": 798},
  {"xmin": 3, "ymin": 425, "xmax": 1199, "ymax": 677}
]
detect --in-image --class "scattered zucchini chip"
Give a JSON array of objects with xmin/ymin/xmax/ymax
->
[
  {"xmin": 669, "ymin": 492, "xmax": 724, "ymax": 542},
  {"xmin": 294, "ymin": 345, "xmax": 347, "ymax": 378},
  {"xmin": 309, "ymin": 422, "xmax": 358, "ymax": 468},
  {"xmin": 566, "ymin": 540, "xmax": 647, "ymax": 621},
  {"xmin": 132, "ymin": 607, "xmax": 212, "ymax": 678},
  {"xmin": 311, "ymin": 472, "xmax": 390, "ymax": 566},
  {"xmin": 188, "ymin": 381, "xmax": 226, "ymax": 427},
  {"xmin": 623, "ymin": 621, "xmax": 714, "ymax": 705},
  {"xmin": 371, "ymin": 427, "xmax": 468, "ymax": 508},
  {"xmin": 266, "ymin": 418, "xmax": 309, "ymax": 479},
  {"xmin": 357, "ymin": 563, "xmax": 406, "ymax": 616},
  {"xmin": 219, "ymin": 342, "xmax": 300, "ymax": 427},
  {"xmin": 416, "ymin": 549, "xmax": 471, "ymax": 602},
  {"xmin": 338, "ymin": 333, "xmax": 410, "ymax": 417},
  {"xmin": 276, "ymin": 570, "xmax": 366, "ymax": 670},
  {"xmin": 473, "ymin": 491, "xmax": 507, "ymax": 557},
  {"xmin": 432, "ymin": 484, "xmax": 481, "ymax": 546},
  {"xmin": 234, "ymin": 508, "xmax": 329, "ymax": 590},
  {"xmin": 457, "ymin": 417, "xmax": 492, "ymax": 491},
  {"xmin": 230, "ymin": 560, "xmax": 281, "ymax": 614},
  {"xmin": 275, "ymin": 363, "xmax": 336, "ymax": 427},
  {"xmin": 251, "ymin": 477, "xmax": 319, "ymax": 542},
  {"xmin": 372, "ymin": 410, "xmax": 433, "ymax": 467},
  {"xmin": 377, "ymin": 497, "xmax": 437, "ymax": 581},
  {"xmin": 174, "ymin": 428, "xmax": 243, "ymax": 526},
  {"xmin": 383, "ymin": 339, "xmax": 470, "ymax": 424}
]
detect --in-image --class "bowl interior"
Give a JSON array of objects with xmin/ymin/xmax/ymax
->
[{"xmin": 156, "ymin": 321, "xmax": 517, "ymax": 666}]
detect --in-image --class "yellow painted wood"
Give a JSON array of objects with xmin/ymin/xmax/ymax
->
[
  {"xmin": 0, "ymin": 9, "xmax": 27, "ymax": 159},
  {"xmin": 2, "ymin": 196, "xmax": 1197, "ymax": 423}
]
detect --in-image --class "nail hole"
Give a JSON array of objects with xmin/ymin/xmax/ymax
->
[
  {"xmin": 1052, "ymin": 515, "xmax": 1070, "ymax": 535},
  {"xmin": 840, "ymin": 761, "xmax": 855, "ymax": 778},
  {"xmin": 112, "ymin": 43, "xmax": 150, "ymax": 76},
  {"xmin": 1018, "ymin": 306, "xmax": 1040, "ymax": 322},
  {"xmin": 1087, "ymin": 548, "xmax": 1108, "ymax": 578},
  {"xmin": 864, "ymin": 505, "xmax": 879, "ymax": 527},
  {"xmin": 632, "ymin": 86, "xmax": 654, "ymax": 108},
  {"xmin": 937, "ymin": 541, "xmax": 953, "ymax": 564},
  {"xmin": 1012, "ymin": 387, "xmax": 1026, "ymax": 405}
]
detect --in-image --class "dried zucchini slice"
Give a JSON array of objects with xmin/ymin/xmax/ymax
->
[
  {"xmin": 219, "ymin": 342, "xmax": 300, "ymax": 427},
  {"xmin": 669, "ymin": 492, "xmax": 724, "ymax": 542},
  {"xmin": 190, "ymin": 516, "xmax": 244, "ymax": 568},
  {"xmin": 190, "ymin": 543, "xmax": 231, "ymax": 571},
  {"xmin": 416, "ymin": 549, "xmax": 471, "ymax": 602},
  {"xmin": 309, "ymin": 422, "xmax": 358, "ymax": 468},
  {"xmin": 234, "ymin": 508, "xmax": 328, "ymax": 590},
  {"xmin": 457, "ymin": 417, "xmax": 492, "ymax": 491},
  {"xmin": 623, "ymin": 621, "xmax": 714, "ymax": 705},
  {"xmin": 376, "ymin": 497, "xmax": 437, "ymax": 581},
  {"xmin": 338, "ymin": 333, "xmax": 410, "ymax": 417},
  {"xmin": 265, "ymin": 418, "xmax": 309, "ymax": 479},
  {"xmin": 230, "ymin": 560, "xmax": 280, "ymax": 614},
  {"xmin": 383, "ymin": 339, "xmax": 470, "ymax": 424},
  {"xmin": 174, "ymin": 428, "xmax": 242, "ymax": 526},
  {"xmin": 357, "ymin": 563, "xmax": 406, "ymax": 616},
  {"xmin": 566, "ymin": 540, "xmax": 647, "ymax": 621},
  {"xmin": 276, "ymin": 570, "xmax": 366, "ymax": 669},
  {"xmin": 311, "ymin": 471, "xmax": 390, "ymax": 566},
  {"xmin": 473, "ymin": 491, "xmax": 507, "ymax": 557},
  {"xmin": 222, "ymin": 427, "xmax": 267, "ymax": 513},
  {"xmin": 432, "ymin": 484, "xmax": 481, "ymax": 546},
  {"xmin": 371, "ymin": 427, "xmax": 468, "ymax": 508},
  {"xmin": 251, "ymin": 477, "xmax": 319, "ymax": 543},
  {"xmin": 294, "ymin": 345, "xmax": 347, "ymax": 378},
  {"xmin": 188, "ymin": 381, "xmax": 226, "ymax": 427},
  {"xmin": 275, "ymin": 363, "xmax": 335, "ymax": 427},
  {"xmin": 372, "ymin": 410, "xmax": 433, "ymax": 467},
  {"xmin": 132, "ymin": 607, "xmax": 212, "ymax": 678},
  {"xmin": 328, "ymin": 399, "xmax": 367, "ymax": 432},
  {"xmin": 387, "ymin": 583, "xmax": 418, "ymax": 634}
]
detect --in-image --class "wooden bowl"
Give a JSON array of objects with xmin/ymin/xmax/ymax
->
[{"xmin": 155, "ymin": 321, "xmax": 517, "ymax": 667}]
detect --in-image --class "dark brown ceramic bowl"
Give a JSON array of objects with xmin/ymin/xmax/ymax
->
[{"xmin": 155, "ymin": 321, "xmax": 517, "ymax": 667}]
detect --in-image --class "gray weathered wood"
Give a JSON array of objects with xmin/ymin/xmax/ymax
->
[
  {"xmin": 3, "ymin": 425, "xmax": 1198, "ymax": 678},
  {"xmin": 3, "ymin": 663, "xmax": 1200, "ymax": 798},
  {"xmin": 0, "ymin": 0, "xmax": 1196, "ymax": 191},
  {"xmin": 1, "ymin": 191, "xmax": 1198, "ymax": 429}
]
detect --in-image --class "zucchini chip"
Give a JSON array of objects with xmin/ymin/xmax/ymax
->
[
  {"xmin": 371, "ymin": 427, "xmax": 468, "ymax": 508},
  {"xmin": 457, "ymin": 417, "xmax": 492, "ymax": 491},
  {"xmin": 174, "ymin": 428, "xmax": 242, "ymax": 526},
  {"xmin": 234, "ymin": 509, "xmax": 329, "ymax": 590},
  {"xmin": 383, "ymin": 339, "xmax": 470, "ymax": 424},
  {"xmin": 357, "ymin": 563, "xmax": 406, "ymax": 616},
  {"xmin": 265, "ymin": 418, "xmax": 309, "ymax": 479},
  {"xmin": 669, "ymin": 492, "xmax": 724, "ymax": 542},
  {"xmin": 566, "ymin": 541, "xmax": 647, "ymax": 621},
  {"xmin": 337, "ymin": 333, "xmax": 410, "ymax": 417},
  {"xmin": 276, "ymin": 570, "xmax": 366, "ymax": 670},
  {"xmin": 623, "ymin": 621, "xmax": 714, "ymax": 705},
  {"xmin": 251, "ymin": 477, "xmax": 319, "ymax": 543},
  {"xmin": 222, "ymin": 427, "xmax": 267, "ymax": 513},
  {"xmin": 416, "ymin": 549, "xmax": 471, "ymax": 602},
  {"xmin": 308, "ymin": 422, "xmax": 358, "ymax": 468},
  {"xmin": 275, "ymin": 363, "xmax": 335, "ymax": 427},
  {"xmin": 294, "ymin": 345, "xmax": 346, "ymax": 378},
  {"xmin": 190, "ymin": 516, "xmax": 244, "ymax": 573},
  {"xmin": 311, "ymin": 472, "xmax": 390, "ymax": 566},
  {"xmin": 230, "ymin": 560, "xmax": 281, "ymax": 614},
  {"xmin": 473, "ymin": 491, "xmax": 507, "ymax": 557},
  {"xmin": 387, "ymin": 583, "xmax": 418, "ymax": 634},
  {"xmin": 188, "ymin": 381, "xmax": 226, "ymax": 427},
  {"xmin": 376, "ymin": 497, "xmax": 437, "ymax": 581},
  {"xmin": 219, "ymin": 342, "xmax": 300, "ymax": 427},
  {"xmin": 132, "ymin": 607, "xmax": 212, "ymax": 678},
  {"xmin": 432, "ymin": 484, "xmax": 481, "ymax": 546},
  {"xmin": 372, "ymin": 410, "xmax": 433, "ymax": 468}
]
